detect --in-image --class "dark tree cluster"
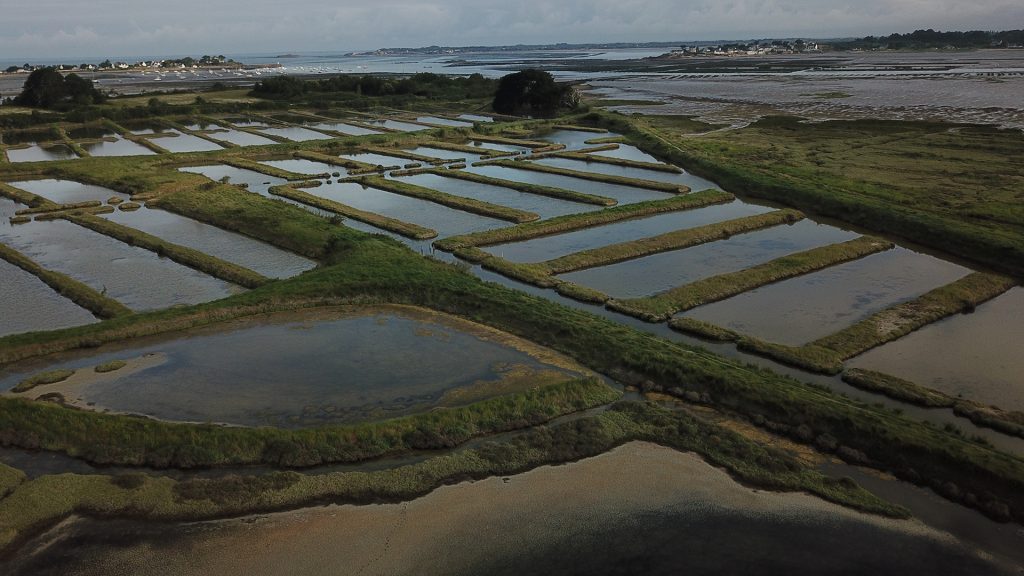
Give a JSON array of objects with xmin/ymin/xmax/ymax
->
[
  {"xmin": 252, "ymin": 72, "xmax": 496, "ymax": 100},
  {"xmin": 836, "ymin": 29, "xmax": 1024, "ymax": 50},
  {"xmin": 13, "ymin": 67, "xmax": 106, "ymax": 108},
  {"xmin": 491, "ymin": 70, "xmax": 577, "ymax": 117}
]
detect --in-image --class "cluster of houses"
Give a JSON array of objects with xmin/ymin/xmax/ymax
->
[
  {"xmin": 673, "ymin": 40, "xmax": 821, "ymax": 56},
  {"xmin": 2, "ymin": 55, "xmax": 235, "ymax": 75}
]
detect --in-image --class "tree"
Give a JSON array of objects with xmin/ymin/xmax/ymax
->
[
  {"xmin": 492, "ymin": 69, "xmax": 573, "ymax": 117},
  {"xmin": 13, "ymin": 67, "xmax": 104, "ymax": 108}
]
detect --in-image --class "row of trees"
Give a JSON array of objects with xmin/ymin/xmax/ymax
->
[
  {"xmin": 252, "ymin": 72, "xmax": 496, "ymax": 100},
  {"xmin": 836, "ymin": 29, "xmax": 1024, "ymax": 50}
]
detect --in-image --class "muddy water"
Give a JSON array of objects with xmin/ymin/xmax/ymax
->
[
  {"xmin": 152, "ymin": 130, "xmax": 223, "ymax": 153},
  {"xmin": 401, "ymin": 172, "xmax": 599, "ymax": 219},
  {"xmin": 7, "ymin": 179, "xmax": 128, "ymax": 203},
  {"xmin": 0, "ymin": 199, "xmax": 236, "ymax": 311},
  {"xmin": 7, "ymin": 443, "xmax": 1014, "ymax": 576},
  {"xmin": 208, "ymin": 129, "xmax": 278, "ymax": 146},
  {"xmin": 485, "ymin": 200, "xmax": 774, "ymax": 263},
  {"xmin": 309, "ymin": 181, "xmax": 506, "ymax": 237},
  {"xmin": 310, "ymin": 121, "xmax": 382, "ymax": 136},
  {"xmin": 5, "ymin": 144, "xmax": 77, "ymax": 162},
  {"xmin": 103, "ymin": 206, "xmax": 316, "ymax": 279},
  {"xmin": 416, "ymin": 116, "xmax": 473, "ymax": 127},
  {"xmin": 465, "ymin": 163, "xmax": 673, "ymax": 205},
  {"xmin": 560, "ymin": 219, "xmax": 857, "ymax": 299},
  {"xmin": 848, "ymin": 287, "xmax": 1024, "ymax": 411},
  {"xmin": 0, "ymin": 307, "xmax": 583, "ymax": 427},
  {"xmin": 0, "ymin": 258, "xmax": 96, "ymax": 337},
  {"xmin": 78, "ymin": 138, "xmax": 156, "ymax": 157},
  {"xmin": 257, "ymin": 126, "xmax": 332, "ymax": 141},
  {"xmin": 683, "ymin": 247, "xmax": 971, "ymax": 346},
  {"xmin": 534, "ymin": 155, "xmax": 716, "ymax": 190}
]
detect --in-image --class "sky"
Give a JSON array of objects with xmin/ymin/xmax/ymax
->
[{"xmin": 2, "ymin": 0, "xmax": 1022, "ymax": 60}]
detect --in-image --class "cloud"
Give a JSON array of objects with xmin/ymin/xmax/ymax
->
[{"xmin": 1, "ymin": 0, "xmax": 1021, "ymax": 59}]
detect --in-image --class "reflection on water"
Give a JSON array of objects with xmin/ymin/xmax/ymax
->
[
  {"xmin": 0, "ymin": 309, "xmax": 578, "ymax": 427},
  {"xmin": 209, "ymin": 129, "xmax": 278, "ymax": 147},
  {"xmin": 366, "ymin": 119, "xmax": 429, "ymax": 132},
  {"xmin": 257, "ymin": 126, "xmax": 332, "ymax": 141},
  {"xmin": 417, "ymin": 116, "xmax": 473, "ymax": 127},
  {"xmin": 6, "ymin": 144, "xmax": 77, "ymax": 163},
  {"xmin": 0, "ymin": 258, "xmax": 96, "ymax": 337},
  {"xmin": 562, "ymin": 219, "xmax": 856, "ymax": 299},
  {"xmin": 465, "ymin": 164, "xmax": 672, "ymax": 205},
  {"xmin": 683, "ymin": 248, "xmax": 970, "ymax": 346},
  {"xmin": 539, "ymin": 129, "xmax": 610, "ymax": 150},
  {"xmin": 259, "ymin": 158, "xmax": 336, "ymax": 176},
  {"xmin": 849, "ymin": 287, "xmax": 1024, "ymax": 411},
  {"xmin": 8, "ymin": 179, "xmax": 127, "ymax": 204},
  {"xmin": 103, "ymin": 206, "xmax": 316, "ymax": 279},
  {"xmin": 487, "ymin": 200, "xmax": 773, "ymax": 263},
  {"xmin": 410, "ymin": 146, "xmax": 478, "ymax": 162},
  {"xmin": 312, "ymin": 121, "xmax": 381, "ymax": 136},
  {"xmin": 310, "ymin": 181, "xmax": 505, "ymax": 237},
  {"xmin": 0, "ymin": 200, "xmax": 236, "ymax": 311},
  {"xmin": 402, "ymin": 173, "xmax": 597, "ymax": 219},
  {"xmin": 339, "ymin": 152, "xmax": 417, "ymax": 167},
  {"xmin": 179, "ymin": 165, "xmax": 286, "ymax": 196},
  {"xmin": 152, "ymin": 130, "xmax": 223, "ymax": 153},
  {"xmin": 591, "ymin": 144, "xmax": 662, "ymax": 163},
  {"xmin": 534, "ymin": 156, "xmax": 716, "ymax": 190},
  {"xmin": 78, "ymin": 138, "xmax": 156, "ymax": 157}
]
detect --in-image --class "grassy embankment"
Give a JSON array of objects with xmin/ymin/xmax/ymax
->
[
  {"xmin": 477, "ymin": 158, "xmax": 689, "ymax": 193},
  {"xmin": 360, "ymin": 145, "xmax": 452, "ymax": 165},
  {"xmin": 268, "ymin": 184, "xmax": 437, "ymax": 240},
  {"xmin": 292, "ymin": 150, "xmax": 387, "ymax": 173},
  {"xmin": 11, "ymin": 369, "xmax": 75, "ymax": 393},
  {"xmin": 424, "ymin": 168, "xmax": 616, "ymax": 206},
  {"xmin": 1, "ymin": 189, "xmax": 1022, "ymax": 526},
  {"xmin": 418, "ymin": 140, "xmax": 517, "ymax": 158},
  {"xmin": 548, "ymin": 150, "xmax": 684, "ymax": 173},
  {"xmin": 670, "ymin": 272, "xmax": 1016, "ymax": 374},
  {"xmin": 220, "ymin": 157, "xmax": 325, "ymax": 180},
  {"xmin": 586, "ymin": 111, "xmax": 1024, "ymax": 277},
  {"xmin": 64, "ymin": 213, "xmax": 269, "ymax": 289},
  {"xmin": 357, "ymin": 176, "xmax": 539, "ymax": 223},
  {"xmin": 610, "ymin": 236, "xmax": 896, "ymax": 321},
  {"xmin": 842, "ymin": 369, "xmax": 1024, "ymax": 439},
  {"xmin": 0, "ymin": 401, "xmax": 908, "ymax": 556}
]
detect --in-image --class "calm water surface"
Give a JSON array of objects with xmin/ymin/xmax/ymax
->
[
  {"xmin": 402, "ymin": 173, "xmax": 597, "ymax": 219},
  {"xmin": 8, "ymin": 179, "xmax": 127, "ymax": 203},
  {"xmin": 465, "ymin": 164, "xmax": 673, "ymax": 205},
  {"xmin": 534, "ymin": 156, "xmax": 715, "ymax": 190},
  {"xmin": 684, "ymin": 247, "xmax": 971, "ymax": 345},
  {"xmin": 153, "ymin": 130, "xmax": 223, "ymax": 153}
]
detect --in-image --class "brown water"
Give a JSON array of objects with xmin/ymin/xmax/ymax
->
[
  {"xmin": 848, "ymin": 287, "xmax": 1024, "ymax": 411},
  {"xmin": 683, "ymin": 247, "xmax": 971, "ymax": 346},
  {"xmin": 6, "ymin": 443, "xmax": 1013, "ymax": 576},
  {"xmin": 559, "ymin": 219, "xmax": 857, "ymax": 299}
]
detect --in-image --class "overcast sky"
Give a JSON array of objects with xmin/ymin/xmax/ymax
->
[{"xmin": 3, "ymin": 0, "xmax": 1022, "ymax": 60}]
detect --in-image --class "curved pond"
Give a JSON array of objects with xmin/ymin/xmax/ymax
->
[{"xmin": 1, "ymin": 307, "xmax": 587, "ymax": 428}]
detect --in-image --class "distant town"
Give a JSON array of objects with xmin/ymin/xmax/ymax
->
[{"xmin": 1, "ymin": 55, "xmax": 242, "ymax": 75}]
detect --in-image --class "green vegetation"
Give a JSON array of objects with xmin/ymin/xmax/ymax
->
[
  {"xmin": 94, "ymin": 360, "xmax": 127, "ymax": 373},
  {"xmin": 589, "ymin": 111, "xmax": 1024, "ymax": 277},
  {"xmin": 834, "ymin": 29, "xmax": 1024, "ymax": 50},
  {"xmin": 551, "ymin": 124, "xmax": 607, "ymax": 133},
  {"xmin": 65, "ymin": 213, "xmax": 269, "ymax": 289},
  {"xmin": 269, "ymin": 184, "xmax": 437, "ymax": 240},
  {"xmin": 419, "ymin": 140, "xmax": 514, "ymax": 158},
  {"xmin": 549, "ymin": 150, "xmax": 683, "ymax": 173},
  {"xmin": 843, "ymin": 369, "xmax": 1024, "ymax": 438},
  {"xmin": 435, "ymin": 190, "xmax": 734, "ymax": 252},
  {"xmin": 0, "ymin": 401, "xmax": 906, "ymax": 555},
  {"xmin": 0, "ymin": 242, "xmax": 130, "ymax": 319},
  {"xmin": 0, "ymin": 376, "xmax": 617, "ymax": 467},
  {"xmin": 0, "ymin": 462, "xmax": 25, "ymax": 499},
  {"xmin": 612, "ymin": 236, "xmax": 894, "ymax": 321},
  {"xmin": 540, "ymin": 209, "xmax": 803, "ymax": 275},
  {"xmin": 359, "ymin": 175, "xmax": 539, "ymax": 223},
  {"xmin": 425, "ymin": 167, "xmax": 616, "ymax": 206},
  {"xmin": 294, "ymin": 150, "xmax": 384, "ymax": 172},
  {"xmin": 253, "ymin": 73, "xmax": 497, "ymax": 105},
  {"xmin": 480, "ymin": 158, "xmax": 689, "ymax": 193},
  {"xmin": 13, "ymin": 68, "xmax": 106, "ymax": 108},
  {"xmin": 361, "ymin": 145, "xmax": 450, "ymax": 165},
  {"xmin": 12, "ymin": 369, "xmax": 75, "ymax": 393},
  {"xmin": 810, "ymin": 272, "xmax": 1017, "ymax": 361}
]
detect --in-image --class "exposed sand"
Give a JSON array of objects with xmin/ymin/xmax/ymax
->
[
  {"xmin": 5, "ymin": 353, "xmax": 167, "ymax": 409},
  {"xmin": 30, "ymin": 442, "xmax": 1008, "ymax": 576}
]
